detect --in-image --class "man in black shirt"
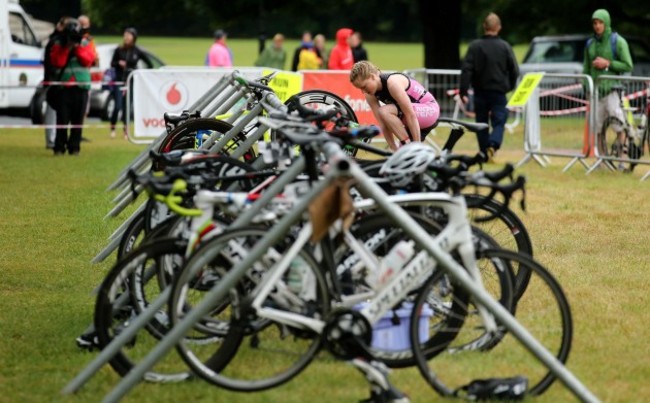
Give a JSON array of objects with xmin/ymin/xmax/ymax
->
[{"xmin": 460, "ymin": 12, "xmax": 519, "ymax": 162}]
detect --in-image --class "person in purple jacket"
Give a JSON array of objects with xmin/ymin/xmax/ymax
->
[{"xmin": 350, "ymin": 60, "xmax": 440, "ymax": 151}]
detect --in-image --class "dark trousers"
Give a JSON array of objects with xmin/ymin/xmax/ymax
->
[
  {"xmin": 110, "ymin": 84, "xmax": 133, "ymax": 129},
  {"xmin": 474, "ymin": 89, "xmax": 509, "ymax": 152},
  {"xmin": 110, "ymin": 85, "xmax": 126, "ymax": 128},
  {"xmin": 54, "ymin": 87, "xmax": 89, "ymax": 154}
]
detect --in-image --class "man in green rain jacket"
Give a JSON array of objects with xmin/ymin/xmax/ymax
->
[{"xmin": 583, "ymin": 9, "xmax": 633, "ymax": 170}]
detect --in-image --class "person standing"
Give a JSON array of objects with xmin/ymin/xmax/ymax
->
[
  {"xmin": 350, "ymin": 61, "xmax": 440, "ymax": 151},
  {"xmin": 313, "ymin": 34, "xmax": 328, "ymax": 68},
  {"xmin": 350, "ymin": 31, "xmax": 368, "ymax": 63},
  {"xmin": 49, "ymin": 18, "xmax": 96, "ymax": 156},
  {"xmin": 254, "ymin": 33, "xmax": 287, "ymax": 70},
  {"xmin": 583, "ymin": 8, "xmax": 633, "ymax": 170},
  {"xmin": 291, "ymin": 31, "xmax": 313, "ymax": 72},
  {"xmin": 328, "ymin": 28, "xmax": 354, "ymax": 70},
  {"xmin": 109, "ymin": 27, "xmax": 150, "ymax": 139},
  {"xmin": 459, "ymin": 12, "xmax": 519, "ymax": 162},
  {"xmin": 206, "ymin": 29, "xmax": 233, "ymax": 67},
  {"xmin": 42, "ymin": 16, "xmax": 69, "ymax": 149}
]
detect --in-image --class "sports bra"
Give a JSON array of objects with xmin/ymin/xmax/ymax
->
[{"xmin": 374, "ymin": 73, "xmax": 435, "ymax": 105}]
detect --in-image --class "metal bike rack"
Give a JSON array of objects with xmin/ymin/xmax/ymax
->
[{"xmin": 68, "ymin": 138, "xmax": 599, "ymax": 403}]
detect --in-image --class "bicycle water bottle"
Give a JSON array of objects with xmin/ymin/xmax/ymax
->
[
  {"xmin": 366, "ymin": 240, "xmax": 415, "ymax": 289},
  {"xmin": 287, "ymin": 258, "xmax": 307, "ymax": 294}
]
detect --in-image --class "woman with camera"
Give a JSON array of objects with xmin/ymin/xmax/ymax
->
[{"xmin": 49, "ymin": 18, "xmax": 97, "ymax": 156}]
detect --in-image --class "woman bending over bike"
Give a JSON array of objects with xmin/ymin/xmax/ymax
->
[{"xmin": 350, "ymin": 60, "xmax": 440, "ymax": 151}]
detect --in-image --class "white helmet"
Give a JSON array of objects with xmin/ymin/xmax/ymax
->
[{"xmin": 379, "ymin": 143, "xmax": 437, "ymax": 188}]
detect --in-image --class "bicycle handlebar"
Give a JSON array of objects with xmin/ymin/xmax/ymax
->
[{"xmin": 152, "ymin": 179, "xmax": 203, "ymax": 217}]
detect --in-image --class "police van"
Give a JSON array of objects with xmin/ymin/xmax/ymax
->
[{"xmin": 0, "ymin": 0, "xmax": 43, "ymax": 110}]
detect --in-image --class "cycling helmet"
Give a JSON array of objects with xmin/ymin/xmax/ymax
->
[{"xmin": 379, "ymin": 142, "xmax": 437, "ymax": 188}]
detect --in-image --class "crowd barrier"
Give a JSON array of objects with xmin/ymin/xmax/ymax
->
[{"xmin": 515, "ymin": 73, "xmax": 594, "ymax": 172}]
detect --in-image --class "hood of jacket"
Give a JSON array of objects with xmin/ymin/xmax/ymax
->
[
  {"xmin": 592, "ymin": 9, "xmax": 612, "ymax": 37},
  {"xmin": 335, "ymin": 28, "xmax": 353, "ymax": 46}
]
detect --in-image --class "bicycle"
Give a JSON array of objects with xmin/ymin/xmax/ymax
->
[
  {"xmin": 597, "ymin": 83, "xmax": 650, "ymax": 172},
  {"xmin": 161, "ymin": 116, "xmax": 568, "ymax": 398}
]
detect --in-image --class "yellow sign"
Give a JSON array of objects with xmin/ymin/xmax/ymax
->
[
  {"xmin": 263, "ymin": 70, "xmax": 303, "ymax": 103},
  {"xmin": 506, "ymin": 72, "xmax": 545, "ymax": 108}
]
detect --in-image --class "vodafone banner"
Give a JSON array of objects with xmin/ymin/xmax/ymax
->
[
  {"xmin": 301, "ymin": 70, "xmax": 376, "ymax": 125},
  {"xmin": 132, "ymin": 68, "xmax": 266, "ymax": 138}
]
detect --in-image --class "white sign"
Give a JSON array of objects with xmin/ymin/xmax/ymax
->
[{"xmin": 132, "ymin": 67, "xmax": 268, "ymax": 138}]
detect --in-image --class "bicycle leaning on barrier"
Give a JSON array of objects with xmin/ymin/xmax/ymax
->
[{"xmin": 597, "ymin": 83, "xmax": 650, "ymax": 172}]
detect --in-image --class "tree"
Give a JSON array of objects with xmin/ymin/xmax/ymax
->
[{"xmin": 419, "ymin": 0, "xmax": 461, "ymax": 69}]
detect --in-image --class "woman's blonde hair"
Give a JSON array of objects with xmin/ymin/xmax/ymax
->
[{"xmin": 350, "ymin": 61, "xmax": 380, "ymax": 83}]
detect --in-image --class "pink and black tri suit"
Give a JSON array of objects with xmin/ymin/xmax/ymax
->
[{"xmin": 374, "ymin": 73, "xmax": 440, "ymax": 139}]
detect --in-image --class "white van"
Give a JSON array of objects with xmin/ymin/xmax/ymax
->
[{"xmin": 0, "ymin": 0, "xmax": 43, "ymax": 109}]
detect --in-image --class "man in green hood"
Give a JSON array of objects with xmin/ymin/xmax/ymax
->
[{"xmin": 584, "ymin": 8, "xmax": 634, "ymax": 170}]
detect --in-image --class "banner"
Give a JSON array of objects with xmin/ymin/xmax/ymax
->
[
  {"xmin": 301, "ymin": 71, "xmax": 376, "ymax": 125},
  {"xmin": 263, "ymin": 69, "xmax": 303, "ymax": 103},
  {"xmin": 132, "ymin": 68, "xmax": 266, "ymax": 138}
]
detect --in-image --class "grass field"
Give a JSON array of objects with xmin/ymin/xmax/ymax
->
[
  {"xmin": 94, "ymin": 35, "xmax": 530, "ymax": 71},
  {"xmin": 1, "ymin": 37, "xmax": 649, "ymax": 402}
]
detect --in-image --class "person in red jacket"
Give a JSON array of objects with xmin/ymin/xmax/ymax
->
[
  {"xmin": 49, "ymin": 18, "xmax": 97, "ymax": 155},
  {"xmin": 327, "ymin": 28, "xmax": 354, "ymax": 70}
]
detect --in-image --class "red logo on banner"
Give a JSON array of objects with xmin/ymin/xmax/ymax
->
[
  {"xmin": 301, "ymin": 71, "xmax": 376, "ymax": 125},
  {"xmin": 159, "ymin": 81, "xmax": 189, "ymax": 112}
]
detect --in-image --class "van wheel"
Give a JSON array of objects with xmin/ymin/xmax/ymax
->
[
  {"xmin": 29, "ymin": 88, "xmax": 48, "ymax": 124},
  {"xmin": 101, "ymin": 93, "xmax": 116, "ymax": 121}
]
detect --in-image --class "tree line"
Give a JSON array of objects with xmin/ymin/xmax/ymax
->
[{"xmin": 22, "ymin": 0, "xmax": 650, "ymax": 68}]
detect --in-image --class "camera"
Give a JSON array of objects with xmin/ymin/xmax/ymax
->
[{"xmin": 64, "ymin": 19, "xmax": 83, "ymax": 44}]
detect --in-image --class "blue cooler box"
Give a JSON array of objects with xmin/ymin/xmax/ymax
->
[{"xmin": 368, "ymin": 302, "xmax": 433, "ymax": 351}]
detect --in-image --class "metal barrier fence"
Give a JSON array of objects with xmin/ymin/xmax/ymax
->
[{"xmin": 515, "ymin": 73, "xmax": 594, "ymax": 172}]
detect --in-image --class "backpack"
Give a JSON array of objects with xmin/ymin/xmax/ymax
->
[{"xmin": 586, "ymin": 32, "xmax": 619, "ymax": 60}]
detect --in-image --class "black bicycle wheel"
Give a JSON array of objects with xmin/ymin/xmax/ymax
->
[
  {"xmin": 464, "ymin": 194, "xmax": 533, "ymax": 300},
  {"xmin": 156, "ymin": 118, "xmax": 256, "ymax": 169},
  {"xmin": 94, "ymin": 237, "xmax": 192, "ymax": 382},
  {"xmin": 169, "ymin": 226, "xmax": 329, "ymax": 392},
  {"xmin": 117, "ymin": 210, "xmax": 146, "ymax": 261},
  {"xmin": 597, "ymin": 116, "xmax": 633, "ymax": 171},
  {"xmin": 285, "ymin": 89, "xmax": 368, "ymax": 157},
  {"xmin": 412, "ymin": 249, "xmax": 573, "ymax": 398}
]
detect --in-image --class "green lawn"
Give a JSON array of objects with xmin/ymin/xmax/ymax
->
[
  {"xmin": 1, "ymin": 38, "xmax": 649, "ymax": 402},
  {"xmin": 95, "ymin": 36, "xmax": 530, "ymax": 71}
]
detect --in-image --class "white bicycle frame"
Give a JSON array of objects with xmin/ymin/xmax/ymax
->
[{"xmin": 242, "ymin": 191, "xmax": 498, "ymax": 336}]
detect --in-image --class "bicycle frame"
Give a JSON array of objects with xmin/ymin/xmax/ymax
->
[{"xmin": 87, "ymin": 141, "xmax": 597, "ymax": 403}]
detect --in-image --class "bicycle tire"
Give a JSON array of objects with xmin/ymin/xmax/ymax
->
[
  {"xmin": 155, "ymin": 118, "xmax": 256, "ymax": 169},
  {"xmin": 284, "ymin": 89, "xmax": 367, "ymax": 157},
  {"xmin": 597, "ymin": 116, "xmax": 633, "ymax": 171},
  {"xmin": 117, "ymin": 210, "xmax": 146, "ymax": 261},
  {"xmin": 94, "ymin": 237, "xmax": 193, "ymax": 382},
  {"xmin": 464, "ymin": 194, "xmax": 533, "ymax": 300},
  {"xmin": 169, "ymin": 226, "xmax": 329, "ymax": 392},
  {"xmin": 411, "ymin": 248, "xmax": 573, "ymax": 397}
]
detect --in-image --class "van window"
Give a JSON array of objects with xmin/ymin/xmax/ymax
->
[{"xmin": 9, "ymin": 12, "xmax": 39, "ymax": 47}]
